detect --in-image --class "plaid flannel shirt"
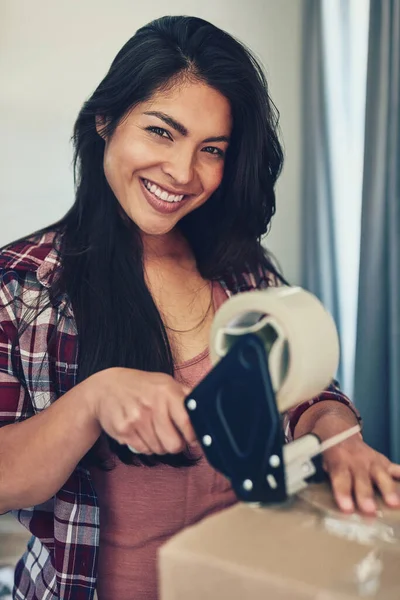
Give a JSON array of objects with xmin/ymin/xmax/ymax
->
[{"xmin": 0, "ymin": 231, "xmax": 360, "ymax": 600}]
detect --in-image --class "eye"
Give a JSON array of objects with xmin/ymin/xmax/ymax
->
[
  {"xmin": 202, "ymin": 146, "xmax": 225, "ymax": 158},
  {"xmin": 146, "ymin": 126, "xmax": 172, "ymax": 140}
]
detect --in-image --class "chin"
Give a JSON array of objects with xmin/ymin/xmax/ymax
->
[{"xmin": 135, "ymin": 218, "xmax": 177, "ymax": 237}]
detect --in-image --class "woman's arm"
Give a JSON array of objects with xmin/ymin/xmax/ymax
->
[
  {"xmin": 290, "ymin": 397, "xmax": 400, "ymax": 514},
  {"xmin": 283, "ymin": 380, "xmax": 361, "ymax": 441},
  {"xmin": 0, "ymin": 374, "xmax": 101, "ymax": 514},
  {"xmin": 0, "ymin": 365, "xmax": 199, "ymax": 514}
]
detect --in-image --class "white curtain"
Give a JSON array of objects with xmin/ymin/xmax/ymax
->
[{"xmin": 301, "ymin": 0, "xmax": 369, "ymax": 396}]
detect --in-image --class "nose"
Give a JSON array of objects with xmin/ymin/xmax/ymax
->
[{"xmin": 161, "ymin": 146, "xmax": 196, "ymax": 187}]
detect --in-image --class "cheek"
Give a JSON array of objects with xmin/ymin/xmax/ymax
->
[
  {"xmin": 103, "ymin": 135, "xmax": 155, "ymax": 183},
  {"xmin": 205, "ymin": 163, "xmax": 225, "ymax": 193},
  {"xmin": 102, "ymin": 140, "xmax": 137, "ymax": 209},
  {"xmin": 103, "ymin": 137, "xmax": 126, "ymax": 187},
  {"xmin": 103, "ymin": 142, "xmax": 131, "ymax": 178}
]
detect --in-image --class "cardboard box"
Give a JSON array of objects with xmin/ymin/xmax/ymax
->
[{"xmin": 159, "ymin": 484, "xmax": 400, "ymax": 600}]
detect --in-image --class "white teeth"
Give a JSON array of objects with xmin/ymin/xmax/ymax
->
[{"xmin": 143, "ymin": 179, "xmax": 185, "ymax": 203}]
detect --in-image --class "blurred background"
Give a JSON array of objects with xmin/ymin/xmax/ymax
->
[{"xmin": 0, "ymin": 0, "xmax": 399, "ymax": 594}]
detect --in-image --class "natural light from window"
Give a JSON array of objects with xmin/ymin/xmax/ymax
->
[{"xmin": 322, "ymin": 0, "xmax": 370, "ymax": 397}]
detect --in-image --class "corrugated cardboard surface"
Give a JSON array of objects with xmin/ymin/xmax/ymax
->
[{"xmin": 159, "ymin": 484, "xmax": 400, "ymax": 600}]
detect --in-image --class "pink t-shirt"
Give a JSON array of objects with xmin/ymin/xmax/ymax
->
[{"xmin": 91, "ymin": 282, "xmax": 238, "ymax": 600}]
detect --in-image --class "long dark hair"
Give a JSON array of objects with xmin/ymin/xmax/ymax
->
[{"xmin": 16, "ymin": 16, "xmax": 284, "ymax": 467}]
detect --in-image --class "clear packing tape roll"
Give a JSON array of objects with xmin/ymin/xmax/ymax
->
[{"xmin": 210, "ymin": 286, "xmax": 340, "ymax": 413}]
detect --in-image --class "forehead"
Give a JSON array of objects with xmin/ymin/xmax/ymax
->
[{"xmin": 137, "ymin": 80, "xmax": 232, "ymax": 135}]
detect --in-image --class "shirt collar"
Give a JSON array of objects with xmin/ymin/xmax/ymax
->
[{"xmin": 35, "ymin": 232, "xmax": 74, "ymax": 318}]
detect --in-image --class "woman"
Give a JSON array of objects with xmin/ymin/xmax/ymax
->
[{"xmin": 0, "ymin": 15, "xmax": 399, "ymax": 600}]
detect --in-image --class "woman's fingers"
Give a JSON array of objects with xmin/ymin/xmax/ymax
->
[
  {"xmin": 125, "ymin": 433, "xmax": 152, "ymax": 455},
  {"xmin": 353, "ymin": 468, "xmax": 377, "ymax": 515},
  {"xmin": 93, "ymin": 370, "xmax": 196, "ymax": 455},
  {"xmin": 387, "ymin": 462, "xmax": 400, "ymax": 479},
  {"xmin": 181, "ymin": 384, "xmax": 191, "ymax": 396},
  {"xmin": 328, "ymin": 457, "xmax": 400, "ymax": 515},
  {"xmin": 328, "ymin": 464, "xmax": 354, "ymax": 513},
  {"xmin": 168, "ymin": 393, "xmax": 197, "ymax": 446},
  {"xmin": 152, "ymin": 400, "xmax": 186, "ymax": 454},
  {"xmin": 371, "ymin": 463, "xmax": 400, "ymax": 508},
  {"xmin": 114, "ymin": 404, "xmax": 166, "ymax": 455},
  {"xmin": 133, "ymin": 412, "xmax": 168, "ymax": 455},
  {"xmin": 126, "ymin": 382, "xmax": 194, "ymax": 454},
  {"xmin": 322, "ymin": 433, "xmax": 400, "ymax": 515}
]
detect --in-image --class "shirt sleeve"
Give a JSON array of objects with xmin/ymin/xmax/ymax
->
[{"xmin": 0, "ymin": 323, "xmax": 34, "ymax": 427}]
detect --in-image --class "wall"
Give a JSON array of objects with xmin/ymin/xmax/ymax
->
[{"xmin": 0, "ymin": 0, "xmax": 303, "ymax": 283}]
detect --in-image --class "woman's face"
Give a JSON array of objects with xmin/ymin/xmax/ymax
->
[{"xmin": 100, "ymin": 80, "xmax": 232, "ymax": 237}]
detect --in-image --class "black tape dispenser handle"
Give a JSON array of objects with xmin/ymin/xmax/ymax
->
[{"xmin": 185, "ymin": 333, "xmax": 289, "ymax": 503}]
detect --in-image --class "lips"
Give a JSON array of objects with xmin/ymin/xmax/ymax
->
[
  {"xmin": 142, "ymin": 178, "xmax": 185, "ymax": 202},
  {"xmin": 139, "ymin": 178, "xmax": 191, "ymax": 215}
]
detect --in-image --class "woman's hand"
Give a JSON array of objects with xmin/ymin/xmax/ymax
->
[
  {"xmin": 83, "ymin": 367, "xmax": 196, "ymax": 455},
  {"xmin": 322, "ymin": 434, "xmax": 400, "ymax": 515},
  {"xmin": 293, "ymin": 400, "xmax": 400, "ymax": 514}
]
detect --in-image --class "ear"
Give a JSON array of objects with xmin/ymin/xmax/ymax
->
[{"xmin": 95, "ymin": 115, "xmax": 109, "ymax": 140}]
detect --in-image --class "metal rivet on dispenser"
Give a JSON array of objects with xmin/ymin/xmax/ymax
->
[
  {"xmin": 242, "ymin": 479, "xmax": 253, "ymax": 491},
  {"xmin": 269, "ymin": 454, "xmax": 281, "ymax": 468},
  {"xmin": 266, "ymin": 474, "xmax": 278, "ymax": 489}
]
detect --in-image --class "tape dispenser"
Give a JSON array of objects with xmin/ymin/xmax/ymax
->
[{"xmin": 185, "ymin": 286, "xmax": 360, "ymax": 505}]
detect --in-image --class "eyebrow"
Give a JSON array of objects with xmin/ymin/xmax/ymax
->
[{"xmin": 143, "ymin": 111, "xmax": 230, "ymax": 144}]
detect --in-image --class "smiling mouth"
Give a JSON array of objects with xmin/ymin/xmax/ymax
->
[{"xmin": 141, "ymin": 178, "xmax": 187, "ymax": 203}]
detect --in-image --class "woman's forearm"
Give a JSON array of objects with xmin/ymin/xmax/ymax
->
[
  {"xmin": 0, "ymin": 381, "xmax": 101, "ymax": 514},
  {"xmin": 293, "ymin": 400, "xmax": 361, "ymax": 441}
]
